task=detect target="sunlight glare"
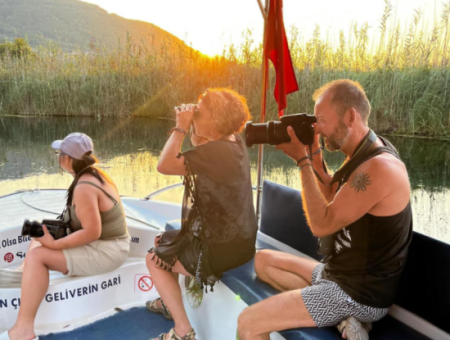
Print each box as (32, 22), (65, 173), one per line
(78, 0), (441, 56)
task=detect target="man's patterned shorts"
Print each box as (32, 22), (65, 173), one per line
(301, 263), (389, 327)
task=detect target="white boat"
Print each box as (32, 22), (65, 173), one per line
(1, 182), (449, 340)
(1, 1), (449, 338)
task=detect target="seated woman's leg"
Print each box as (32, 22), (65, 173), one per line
(254, 250), (319, 292)
(14, 239), (42, 272)
(8, 246), (68, 340)
(146, 253), (193, 340)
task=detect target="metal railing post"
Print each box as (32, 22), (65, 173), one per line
(255, 0), (269, 224)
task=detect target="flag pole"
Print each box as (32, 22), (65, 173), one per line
(255, 0), (269, 223)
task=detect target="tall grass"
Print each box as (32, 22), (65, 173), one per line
(1, 1), (450, 137)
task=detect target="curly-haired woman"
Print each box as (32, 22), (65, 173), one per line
(146, 88), (258, 340)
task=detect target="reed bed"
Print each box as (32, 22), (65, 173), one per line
(1, 1), (450, 137)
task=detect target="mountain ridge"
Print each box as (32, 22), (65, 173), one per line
(0, 0), (195, 54)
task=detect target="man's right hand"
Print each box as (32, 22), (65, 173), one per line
(276, 126), (309, 162)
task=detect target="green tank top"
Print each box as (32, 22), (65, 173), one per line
(63, 181), (128, 240)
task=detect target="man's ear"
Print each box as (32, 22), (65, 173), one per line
(347, 108), (357, 127)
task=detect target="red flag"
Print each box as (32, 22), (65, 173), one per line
(264, 0), (299, 116)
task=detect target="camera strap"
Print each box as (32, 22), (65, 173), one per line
(312, 129), (377, 187)
(330, 129), (377, 186)
(317, 130), (402, 261)
(57, 204), (72, 223)
(315, 129), (375, 261)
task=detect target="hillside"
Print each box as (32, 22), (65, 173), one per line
(0, 0), (193, 53)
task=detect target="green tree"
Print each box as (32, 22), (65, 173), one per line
(0, 38), (33, 58)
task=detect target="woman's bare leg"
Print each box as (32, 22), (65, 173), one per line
(146, 254), (193, 340)
(8, 246), (68, 340)
(14, 239), (42, 272)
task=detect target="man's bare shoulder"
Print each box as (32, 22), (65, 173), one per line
(350, 153), (410, 214)
(364, 152), (408, 180)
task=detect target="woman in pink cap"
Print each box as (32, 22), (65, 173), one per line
(2, 133), (130, 340)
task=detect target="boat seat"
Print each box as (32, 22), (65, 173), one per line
(165, 219), (181, 231)
(222, 239), (428, 340)
(222, 180), (436, 340)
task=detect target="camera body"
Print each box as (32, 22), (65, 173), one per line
(21, 219), (69, 240)
(244, 113), (317, 147)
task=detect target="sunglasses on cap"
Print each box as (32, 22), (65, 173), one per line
(54, 150), (66, 157)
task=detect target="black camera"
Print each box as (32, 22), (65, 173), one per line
(21, 219), (69, 240)
(244, 113), (317, 147)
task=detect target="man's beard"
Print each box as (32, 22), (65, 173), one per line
(323, 119), (348, 152)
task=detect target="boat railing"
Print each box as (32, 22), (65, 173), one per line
(0, 188), (162, 230)
(141, 182), (184, 201)
(0, 188), (66, 200)
(142, 184), (258, 201)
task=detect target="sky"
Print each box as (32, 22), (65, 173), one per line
(81, 0), (442, 57)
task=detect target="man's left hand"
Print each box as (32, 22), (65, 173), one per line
(276, 126), (308, 162)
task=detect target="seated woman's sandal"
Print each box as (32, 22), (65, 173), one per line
(153, 328), (196, 340)
(146, 298), (173, 320)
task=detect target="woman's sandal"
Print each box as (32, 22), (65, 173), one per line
(153, 328), (196, 340)
(146, 298), (173, 320)
(337, 316), (372, 340)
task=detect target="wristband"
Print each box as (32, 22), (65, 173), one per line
(168, 127), (187, 136)
(300, 163), (312, 171)
(296, 156), (311, 167)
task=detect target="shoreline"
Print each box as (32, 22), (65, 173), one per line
(2, 114), (448, 141)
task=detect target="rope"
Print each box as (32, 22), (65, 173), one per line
(9, 190), (160, 230)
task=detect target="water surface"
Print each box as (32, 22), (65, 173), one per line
(1, 116), (448, 244)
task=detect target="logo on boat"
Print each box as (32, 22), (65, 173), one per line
(0, 236), (31, 250)
(4, 253), (14, 263)
(135, 274), (154, 292)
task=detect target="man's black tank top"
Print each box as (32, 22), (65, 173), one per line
(321, 134), (413, 308)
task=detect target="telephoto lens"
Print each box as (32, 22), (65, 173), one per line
(21, 219), (45, 238)
(21, 219), (69, 239)
(245, 113), (317, 147)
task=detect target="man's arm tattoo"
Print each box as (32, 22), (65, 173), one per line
(350, 172), (372, 193)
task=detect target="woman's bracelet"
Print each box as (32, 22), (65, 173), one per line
(300, 163), (312, 171)
(168, 127), (187, 136)
(296, 156), (311, 167)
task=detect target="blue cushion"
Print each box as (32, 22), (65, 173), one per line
(222, 240), (429, 340)
(259, 180), (448, 337)
(222, 240), (342, 340)
(260, 181), (323, 261)
(221, 180), (432, 339)
(165, 219), (182, 231)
